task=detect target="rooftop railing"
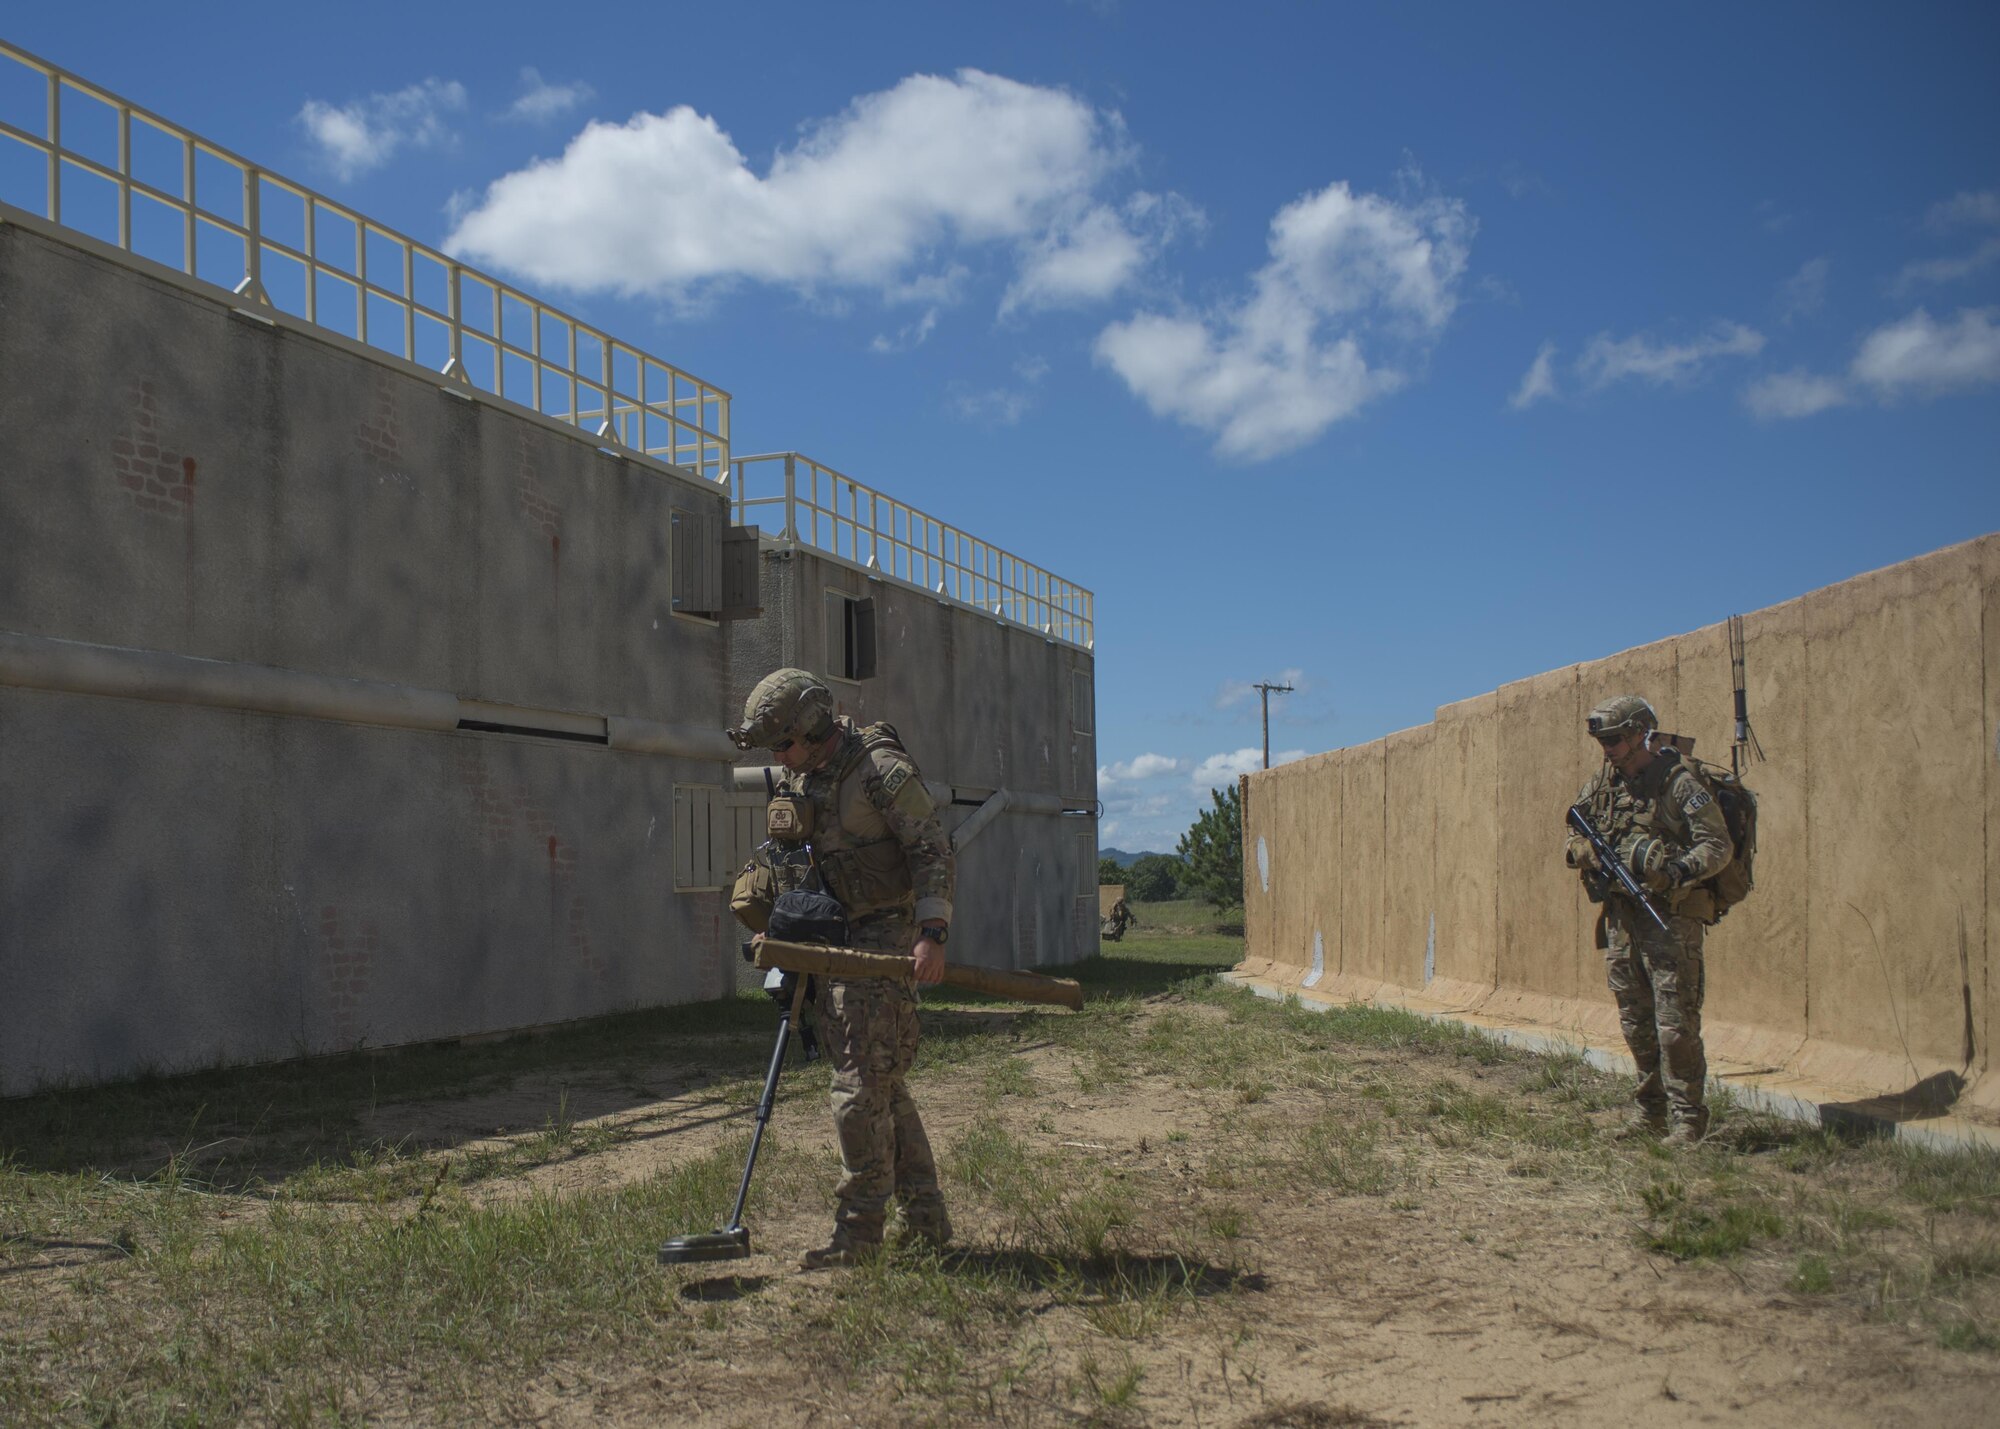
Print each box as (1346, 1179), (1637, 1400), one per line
(732, 452), (1094, 649)
(0, 40), (729, 479)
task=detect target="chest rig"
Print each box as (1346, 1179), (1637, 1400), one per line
(769, 722), (917, 917)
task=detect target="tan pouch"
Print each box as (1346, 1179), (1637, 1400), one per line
(730, 858), (777, 933)
(767, 793), (813, 844)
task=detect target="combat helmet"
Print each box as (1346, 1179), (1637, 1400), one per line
(1585, 695), (1658, 742)
(729, 667), (836, 751)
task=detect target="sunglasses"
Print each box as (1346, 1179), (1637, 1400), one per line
(772, 737), (797, 754)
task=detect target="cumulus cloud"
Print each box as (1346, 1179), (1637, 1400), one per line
(1852, 307), (2000, 396)
(447, 69), (1171, 314)
(1743, 307), (2000, 419)
(1509, 340), (1558, 409)
(1094, 177), (1473, 461)
(1001, 192), (1201, 317)
(297, 78), (467, 181)
(1777, 257), (1830, 323)
(1100, 753), (1186, 785)
(1576, 322), (1766, 389)
(1924, 190), (2000, 233)
(1743, 369), (1850, 420)
(1191, 747), (1308, 789)
(505, 68), (595, 124)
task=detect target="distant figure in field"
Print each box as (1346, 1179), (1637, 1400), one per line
(1102, 896), (1137, 942)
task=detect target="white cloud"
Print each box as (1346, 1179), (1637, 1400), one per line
(1851, 307), (2000, 397)
(1509, 340), (1558, 409)
(1191, 747), (1308, 789)
(506, 68), (595, 124)
(1001, 192), (1200, 317)
(1892, 239), (2000, 296)
(1777, 257), (1830, 323)
(447, 69), (1151, 309)
(297, 78), (467, 181)
(1924, 190), (2000, 233)
(1576, 322), (1765, 390)
(1094, 177), (1473, 461)
(1100, 753), (1185, 784)
(1744, 369), (1850, 420)
(1742, 306), (2000, 419)
(870, 307), (938, 353)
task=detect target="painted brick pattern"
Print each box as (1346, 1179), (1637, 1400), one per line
(321, 907), (379, 1047)
(516, 430), (563, 552)
(353, 372), (402, 468)
(110, 381), (196, 518)
(456, 745), (606, 982)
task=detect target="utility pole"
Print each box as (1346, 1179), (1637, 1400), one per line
(1252, 680), (1294, 769)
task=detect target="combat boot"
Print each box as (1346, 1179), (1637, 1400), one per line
(800, 1229), (880, 1271)
(1613, 1107), (1669, 1142)
(1663, 1110), (1710, 1148)
(894, 1200), (954, 1252)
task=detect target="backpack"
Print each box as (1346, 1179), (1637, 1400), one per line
(1685, 759), (1758, 920)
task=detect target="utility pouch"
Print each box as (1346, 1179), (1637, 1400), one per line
(818, 837), (913, 915)
(730, 857), (778, 933)
(767, 792), (813, 844)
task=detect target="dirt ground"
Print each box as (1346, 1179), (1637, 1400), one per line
(7, 971), (1999, 1427)
(391, 1009), (1996, 1424)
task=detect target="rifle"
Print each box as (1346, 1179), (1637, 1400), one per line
(753, 938), (1085, 1011)
(1565, 804), (1673, 934)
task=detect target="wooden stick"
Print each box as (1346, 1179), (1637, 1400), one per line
(754, 938), (1084, 1011)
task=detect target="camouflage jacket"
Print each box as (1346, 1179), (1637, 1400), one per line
(779, 718), (954, 927)
(1565, 750), (1734, 920)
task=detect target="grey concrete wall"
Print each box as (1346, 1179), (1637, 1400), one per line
(0, 220), (741, 1093)
(1240, 533), (2000, 1116)
(727, 546), (1099, 972)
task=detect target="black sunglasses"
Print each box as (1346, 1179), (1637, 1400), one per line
(772, 737), (797, 754)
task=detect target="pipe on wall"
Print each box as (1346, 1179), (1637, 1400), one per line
(0, 629), (735, 762)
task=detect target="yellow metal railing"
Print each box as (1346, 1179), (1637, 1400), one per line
(0, 40), (729, 478)
(732, 453), (1094, 648)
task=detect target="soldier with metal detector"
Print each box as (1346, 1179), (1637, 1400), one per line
(1564, 696), (1736, 1146)
(724, 668), (956, 1269)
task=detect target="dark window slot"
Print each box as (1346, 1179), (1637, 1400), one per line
(456, 719), (609, 745)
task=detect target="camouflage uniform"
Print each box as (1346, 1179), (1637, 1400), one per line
(781, 717), (954, 1249)
(728, 669), (955, 1258)
(1565, 699), (1734, 1140)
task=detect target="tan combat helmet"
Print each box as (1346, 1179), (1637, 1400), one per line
(729, 667), (836, 751)
(1585, 695), (1658, 742)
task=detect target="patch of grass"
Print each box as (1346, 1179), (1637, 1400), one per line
(982, 1057), (1036, 1102)
(1937, 1317), (2000, 1353)
(1077, 1348), (1144, 1407)
(1881, 1143), (2000, 1219)
(1640, 1177), (1783, 1260)
(1291, 1110), (1406, 1196)
(1792, 1254), (1834, 1294)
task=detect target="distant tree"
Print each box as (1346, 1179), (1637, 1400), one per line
(1098, 856), (1125, 886)
(1177, 783), (1244, 909)
(1124, 852), (1185, 902)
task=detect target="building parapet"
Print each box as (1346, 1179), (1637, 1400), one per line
(730, 451), (1094, 649)
(0, 39), (729, 480)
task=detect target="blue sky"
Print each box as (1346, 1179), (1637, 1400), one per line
(6, 3), (1998, 852)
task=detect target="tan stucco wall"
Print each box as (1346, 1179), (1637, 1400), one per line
(1239, 534), (2000, 1116)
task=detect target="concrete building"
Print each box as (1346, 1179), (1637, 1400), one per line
(0, 42), (1096, 1096)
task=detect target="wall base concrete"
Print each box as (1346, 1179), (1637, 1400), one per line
(1222, 972), (2000, 1156)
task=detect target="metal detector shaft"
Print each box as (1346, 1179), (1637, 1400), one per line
(721, 1004), (794, 1233)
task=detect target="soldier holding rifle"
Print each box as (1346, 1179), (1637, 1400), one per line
(1564, 696), (1735, 1146)
(728, 668), (955, 1268)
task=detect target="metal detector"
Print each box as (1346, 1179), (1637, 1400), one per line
(657, 968), (816, 1266)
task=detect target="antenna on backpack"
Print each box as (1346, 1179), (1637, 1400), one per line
(1728, 614), (1766, 777)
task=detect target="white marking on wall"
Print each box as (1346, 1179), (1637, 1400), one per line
(1424, 911), (1436, 984)
(1256, 835), (1270, 893)
(1303, 929), (1325, 988)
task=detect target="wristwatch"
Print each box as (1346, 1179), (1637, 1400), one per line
(920, 923), (949, 946)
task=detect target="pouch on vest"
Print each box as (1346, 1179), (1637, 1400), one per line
(729, 857), (778, 933)
(767, 792), (813, 844)
(818, 836), (916, 916)
(768, 888), (851, 946)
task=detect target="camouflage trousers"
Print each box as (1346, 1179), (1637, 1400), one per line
(1603, 903), (1709, 1133)
(815, 913), (945, 1244)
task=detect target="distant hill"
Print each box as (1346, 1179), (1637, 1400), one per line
(1100, 848), (1176, 868)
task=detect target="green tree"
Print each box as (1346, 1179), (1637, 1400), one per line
(1124, 852), (1185, 902)
(1177, 783), (1244, 909)
(1097, 856), (1125, 886)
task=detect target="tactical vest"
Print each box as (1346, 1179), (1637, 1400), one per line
(790, 722), (920, 918)
(1584, 751), (1748, 924)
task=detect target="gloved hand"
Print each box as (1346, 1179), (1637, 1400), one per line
(1567, 838), (1599, 873)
